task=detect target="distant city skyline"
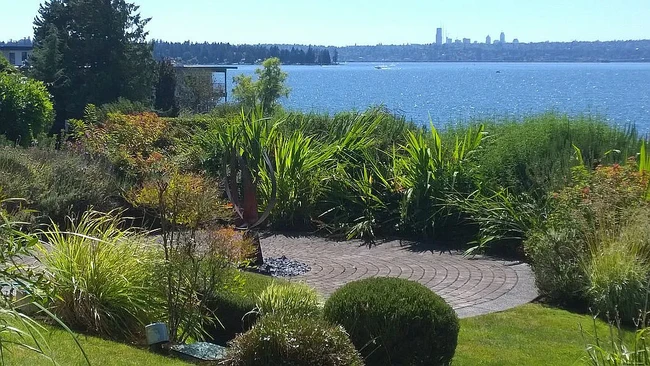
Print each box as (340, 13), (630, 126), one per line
(2, 0), (649, 46)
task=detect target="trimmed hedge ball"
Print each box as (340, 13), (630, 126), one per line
(323, 277), (459, 366)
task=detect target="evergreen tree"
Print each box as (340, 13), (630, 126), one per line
(318, 49), (332, 65)
(333, 49), (339, 64)
(33, 0), (156, 129)
(154, 59), (178, 116)
(305, 46), (316, 64)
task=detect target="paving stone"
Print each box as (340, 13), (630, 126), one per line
(261, 234), (538, 318)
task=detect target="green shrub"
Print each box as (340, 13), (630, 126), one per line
(0, 147), (123, 224)
(525, 226), (589, 307)
(323, 277), (459, 366)
(255, 282), (321, 319)
(205, 272), (278, 345)
(474, 113), (639, 195)
(0, 73), (54, 146)
(224, 315), (364, 366)
(526, 162), (650, 315)
(42, 210), (161, 340)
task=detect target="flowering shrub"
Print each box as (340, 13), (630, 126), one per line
(74, 112), (171, 178)
(526, 159), (650, 317)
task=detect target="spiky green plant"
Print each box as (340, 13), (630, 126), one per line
(0, 198), (89, 365)
(254, 282), (321, 319)
(41, 210), (162, 340)
(259, 131), (333, 228)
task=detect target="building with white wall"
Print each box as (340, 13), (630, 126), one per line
(0, 45), (33, 67)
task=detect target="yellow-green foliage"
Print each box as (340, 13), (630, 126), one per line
(255, 282), (321, 319)
(42, 210), (162, 340)
(527, 162), (650, 318)
(129, 171), (229, 228)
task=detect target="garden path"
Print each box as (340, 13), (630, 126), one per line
(261, 234), (538, 318)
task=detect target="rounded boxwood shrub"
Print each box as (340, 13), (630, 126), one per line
(323, 277), (459, 366)
(223, 315), (364, 366)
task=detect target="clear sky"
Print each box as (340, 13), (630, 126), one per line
(2, 0), (649, 46)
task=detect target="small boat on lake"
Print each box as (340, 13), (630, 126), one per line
(374, 65), (390, 69)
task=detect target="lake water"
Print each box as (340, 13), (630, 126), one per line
(225, 62), (650, 131)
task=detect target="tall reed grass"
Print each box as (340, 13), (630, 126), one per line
(42, 210), (161, 340)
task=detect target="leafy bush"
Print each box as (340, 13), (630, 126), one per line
(526, 161), (650, 315)
(129, 170), (230, 228)
(0, 73), (54, 145)
(42, 210), (161, 340)
(0, 147), (122, 224)
(74, 112), (172, 179)
(323, 277), (459, 366)
(255, 282), (321, 319)
(525, 226), (588, 306)
(224, 315), (363, 366)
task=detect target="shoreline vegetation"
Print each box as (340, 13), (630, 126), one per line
(1, 0), (649, 363)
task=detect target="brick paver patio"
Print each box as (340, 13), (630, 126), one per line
(261, 234), (538, 318)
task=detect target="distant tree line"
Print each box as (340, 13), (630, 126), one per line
(337, 40), (650, 63)
(153, 41), (336, 65)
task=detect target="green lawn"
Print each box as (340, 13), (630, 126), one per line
(3, 303), (633, 365)
(3, 322), (191, 366)
(454, 303), (634, 366)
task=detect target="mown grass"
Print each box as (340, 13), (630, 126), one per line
(3, 322), (191, 366)
(454, 303), (635, 366)
(4, 303), (632, 365)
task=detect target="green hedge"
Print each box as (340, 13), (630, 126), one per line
(324, 277), (459, 366)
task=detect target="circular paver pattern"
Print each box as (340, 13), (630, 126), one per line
(261, 234), (538, 318)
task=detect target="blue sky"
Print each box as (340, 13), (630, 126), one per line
(3, 0), (649, 46)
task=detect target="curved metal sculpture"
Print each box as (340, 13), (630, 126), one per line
(223, 148), (277, 266)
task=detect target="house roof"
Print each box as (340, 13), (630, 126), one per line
(173, 65), (238, 73)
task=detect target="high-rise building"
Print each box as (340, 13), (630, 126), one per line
(446, 37), (453, 44)
(500, 32), (506, 43)
(463, 38), (471, 45)
(486, 35), (491, 44)
(436, 28), (443, 45)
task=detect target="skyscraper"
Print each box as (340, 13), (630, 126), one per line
(436, 28), (443, 45)
(500, 32), (506, 43)
(486, 35), (491, 44)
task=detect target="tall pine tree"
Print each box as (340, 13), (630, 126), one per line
(33, 0), (156, 130)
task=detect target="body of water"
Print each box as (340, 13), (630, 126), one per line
(225, 62), (650, 130)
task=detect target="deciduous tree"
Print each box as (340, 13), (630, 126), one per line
(232, 57), (289, 113)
